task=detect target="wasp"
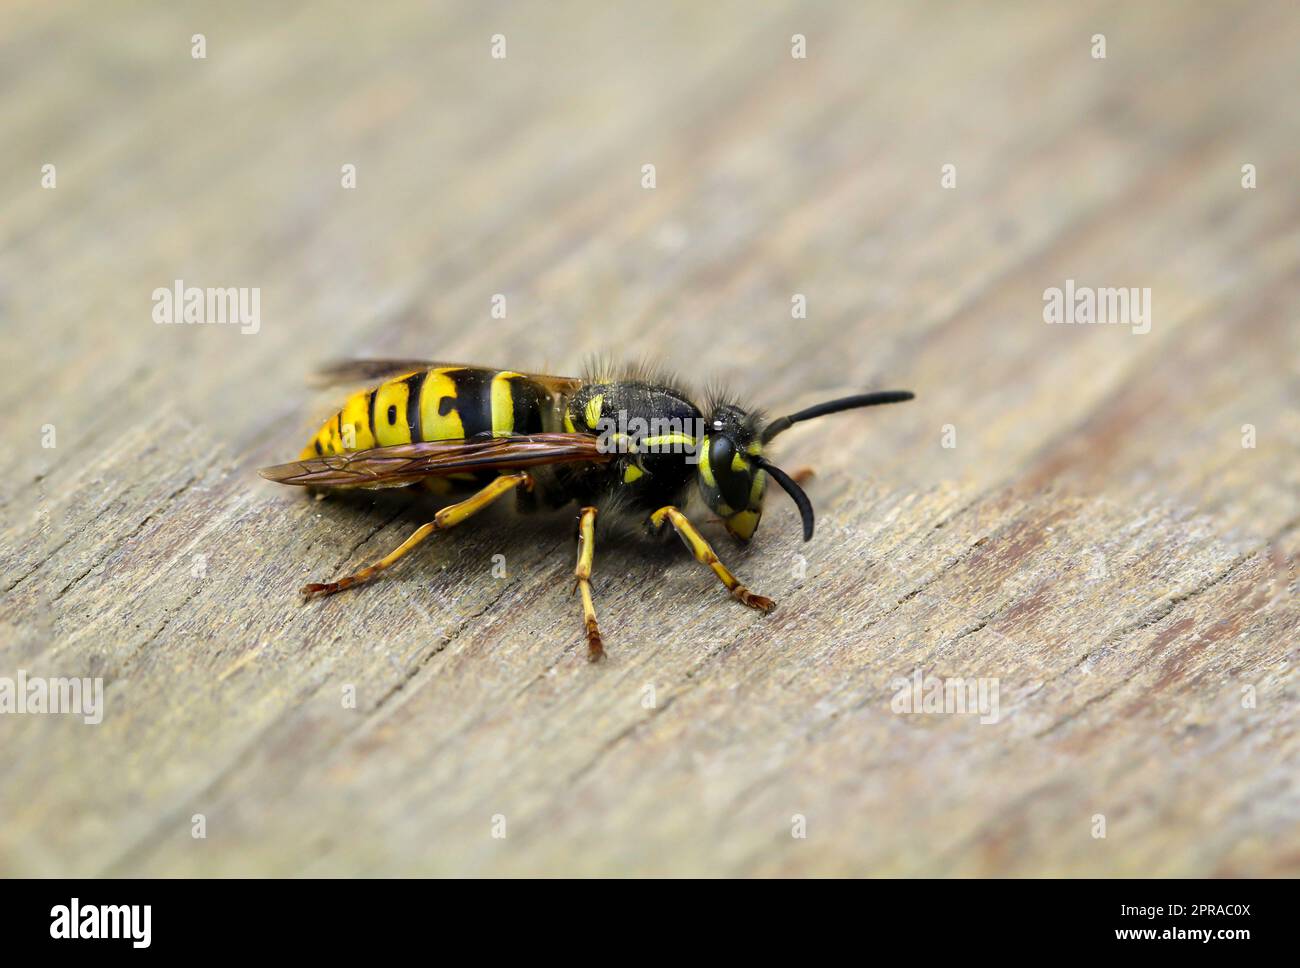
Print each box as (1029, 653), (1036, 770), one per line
(260, 359), (913, 661)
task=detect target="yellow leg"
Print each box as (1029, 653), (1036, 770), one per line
(302, 472), (532, 598)
(650, 506), (776, 613)
(573, 506), (604, 662)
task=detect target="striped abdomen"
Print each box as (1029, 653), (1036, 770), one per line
(300, 366), (557, 459)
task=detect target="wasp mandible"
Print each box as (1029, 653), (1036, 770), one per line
(260, 359), (914, 661)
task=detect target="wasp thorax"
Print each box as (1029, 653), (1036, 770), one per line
(563, 380), (706, 510)
(698, 405), (767, 542)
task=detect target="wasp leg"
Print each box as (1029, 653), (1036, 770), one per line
(573, 506), (605, 662)
(301, 472), (533, 599)
(649, 506), (776, 613)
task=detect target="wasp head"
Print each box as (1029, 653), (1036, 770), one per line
(697, 404), (772, 542)
(696, 388), (915, 544)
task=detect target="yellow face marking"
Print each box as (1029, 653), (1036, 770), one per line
(339, 390), (376, 452)
(584, 393), (604, 429)
(698, 441), (716, 487)
(730, 452), (748, 473)
(490, 371), (523, 437)
(746, 442), (763, 456)
(623, 464), (644, 484)
(726, 510), (760, 541)
(372, 378), (413, 446)
(418, 367), (465, 442)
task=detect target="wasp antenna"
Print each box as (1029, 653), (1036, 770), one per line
(754, 456), (815, 541)
(761, 390), (914, 443)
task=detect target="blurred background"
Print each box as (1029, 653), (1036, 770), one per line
(0, 1), (1296, 876)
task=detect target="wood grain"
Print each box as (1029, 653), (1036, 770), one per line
(1, 0), (1296, 876)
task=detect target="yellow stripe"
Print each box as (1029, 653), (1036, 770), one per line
(623, 464), (644, 483)
(642, 433), (696, 450)
(584, 393), (604, 428)
(491, 371), (523, 437)
(563, 412), (576, 433)
(699, 444), (716, 487)
(418, 367), (465, 442)
(339, 390), (376, 451)
(301, 424), (332, 459)
(327, 413), (343, 454)
(373, 378), (413, 446)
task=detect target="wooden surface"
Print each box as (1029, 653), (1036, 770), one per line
(1, 1), (1296, 876)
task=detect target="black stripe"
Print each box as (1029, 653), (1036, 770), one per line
(404, 370), (426, 441)
(366, 389), (378, 441)
(450, 368), (492, 438)
(511, 376), (544, 434)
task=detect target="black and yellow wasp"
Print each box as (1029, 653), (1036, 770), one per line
(260, 359), (913, 660)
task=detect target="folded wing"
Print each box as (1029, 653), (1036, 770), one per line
(259, 432), (610, 489)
